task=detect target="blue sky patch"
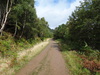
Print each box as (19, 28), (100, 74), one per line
(53, 0), (59, 3)
(67, 0), (76, 3)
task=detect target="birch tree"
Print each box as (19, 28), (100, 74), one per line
(0, 0), (13, 35)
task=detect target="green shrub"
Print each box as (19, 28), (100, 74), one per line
(0, 32), (43, 57)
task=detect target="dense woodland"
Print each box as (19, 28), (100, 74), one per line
(0, 0), (52, 39)
(0, 0), (100, 74)
(54, 0), (100, 74)
(54, 0), (100, 51)
(0, 0), (52, 56)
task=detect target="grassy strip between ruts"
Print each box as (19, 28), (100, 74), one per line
(0, 39), (50, 75)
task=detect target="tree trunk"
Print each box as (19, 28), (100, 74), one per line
(20, 20), (26, 38)
(20, 11), (26, 38)
(0, 0), (12, 35)
(13, 20), (17, 37)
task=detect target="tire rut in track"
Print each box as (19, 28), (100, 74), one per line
(16, 39), (69, 75)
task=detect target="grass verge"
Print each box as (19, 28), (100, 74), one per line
(59, 41), (100, 75)
(0, 32), (50, 75)
(62, 51), (90, 75)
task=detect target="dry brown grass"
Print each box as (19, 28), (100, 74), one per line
(0, 39), (50, 75)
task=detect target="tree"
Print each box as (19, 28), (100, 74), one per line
(0, 0), (13, 35)
(54, 0), (100, 50)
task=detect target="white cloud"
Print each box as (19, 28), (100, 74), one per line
(35, 0), (84, 29)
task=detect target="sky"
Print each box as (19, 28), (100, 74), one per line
(35, 0), (84, 29)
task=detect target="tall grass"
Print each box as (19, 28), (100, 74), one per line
(60, 41), (100, 75)
(62, 51), (90, 75)
(0, 32), (49, 75)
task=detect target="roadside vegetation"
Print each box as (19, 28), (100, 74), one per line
(54, 0), (100, 75)
(0, 36), (49, 75)
(0, 0), (100, 75)
(0, 0), (52, 74)
(60, 42), (100, 75)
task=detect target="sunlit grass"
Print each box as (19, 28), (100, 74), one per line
(0, 39), (50, 75)
(62, 51), (90, 75)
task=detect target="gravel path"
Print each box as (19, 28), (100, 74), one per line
(16, 39), (69, 75)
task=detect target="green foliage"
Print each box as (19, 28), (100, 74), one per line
(54, 1), (100, 74)
(0, 32), (16, 57)
(81, 45), (100, 61)
(0, 0), (52, 57)
(54, 0), (100, 51)
(62, 51), (90, 75)
(0, 0), (52, 40)
(58, 40), (71, 51)
(59, 40), (99, 74)
(0, 32), (40, 57)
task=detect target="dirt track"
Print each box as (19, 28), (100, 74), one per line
(16, 39), (69, 75)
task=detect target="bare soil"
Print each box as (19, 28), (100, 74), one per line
(16, 39), (69, 75)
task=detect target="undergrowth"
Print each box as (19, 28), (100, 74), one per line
(0, 32), (49, 75)
(59, 41), (100, 75)
(62, 51), (90, 75)
(0, 32), (41, 57)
